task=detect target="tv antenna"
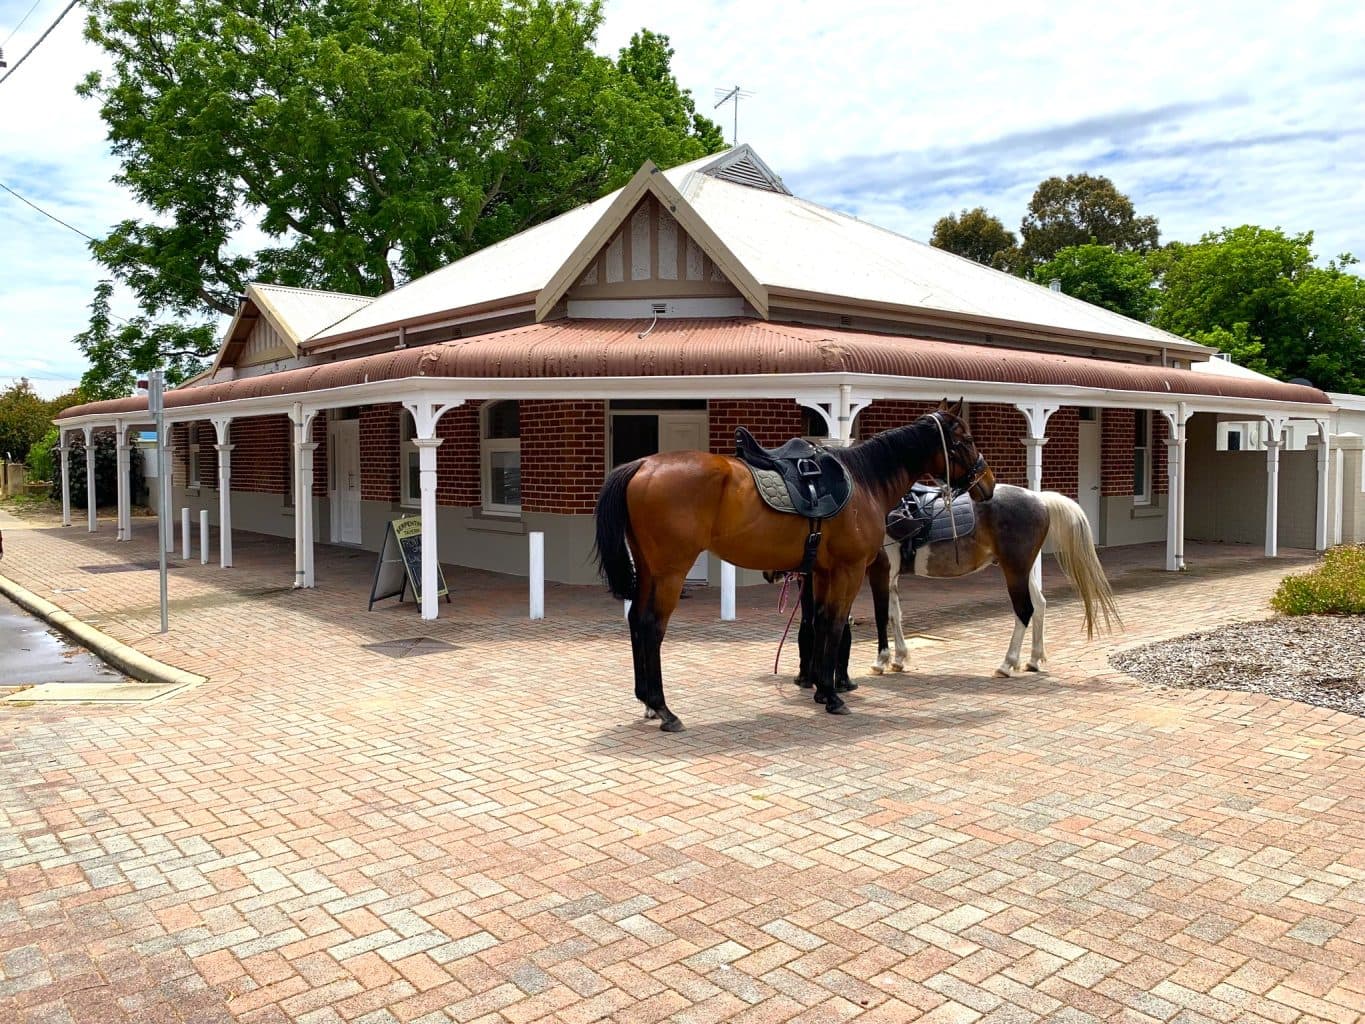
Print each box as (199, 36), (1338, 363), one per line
(713, 85), (754, 145)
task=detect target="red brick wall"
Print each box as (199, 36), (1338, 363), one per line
(172, 421), (219, 489)
(435, 404), (481, 507)
(708, 399), (805, 452)
(852, 400), (938, 441)
(360, 405), (399, 503)
(969, 403), (1028, 488)
(311, 415), (328, 498)
(521, 400), (606, 514)
(1042, 407), (1079, 498)
(229, 415), (291, 494)
(1153, 413), (1170, 496)
(1101, 408), (1136, 496)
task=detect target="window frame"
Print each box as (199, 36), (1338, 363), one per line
(399, 411), (421, 509)
(481, 401), (521, 516)
(1133, 410), (1152, 506)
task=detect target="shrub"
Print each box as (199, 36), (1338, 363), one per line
(1271, 545), (1365, 616)
(49, 432), (144, 508)
(26, 427), (59, 481)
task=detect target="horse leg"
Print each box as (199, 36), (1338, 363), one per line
(795, 576), (815, 688)
(811, 568), (862, 715)
(995, 561), (1035, 678)
(889, 573), (909, 672)
(835, 617), (855, 692)
(869, 549), (891, 675)
(629, 567), (688, 732)
(1025, 570), (1048, 673)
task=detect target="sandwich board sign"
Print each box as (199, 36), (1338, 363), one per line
(368, 516), (450, 610)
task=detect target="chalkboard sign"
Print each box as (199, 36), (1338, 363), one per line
(368, 516), (449, 610)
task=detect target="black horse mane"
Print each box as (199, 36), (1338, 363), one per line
(829, 416), (940, 489)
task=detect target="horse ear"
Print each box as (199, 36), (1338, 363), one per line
(950, 398), (965, 417)
(937, 397), (949, 412)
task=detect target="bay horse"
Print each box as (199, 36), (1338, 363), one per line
(593, 403), (995, 731)
(790, 484), (1119, 685)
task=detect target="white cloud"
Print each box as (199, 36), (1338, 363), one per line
(1, 0), (1362, 388)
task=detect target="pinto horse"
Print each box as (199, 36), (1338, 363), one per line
(593, 403), (995, 731)
(790, 484), (1120, 686)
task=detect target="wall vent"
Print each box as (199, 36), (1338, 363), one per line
(651, 302), (668, 316)
(838, 314), (853, 327)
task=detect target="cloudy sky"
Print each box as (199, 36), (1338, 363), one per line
(2, 0), (1363, 396)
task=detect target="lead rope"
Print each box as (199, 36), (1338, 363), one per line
(773, 572), (805, 674)
(933, 414), (960, 543)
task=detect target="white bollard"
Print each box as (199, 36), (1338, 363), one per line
(200, 510), (209, 566)
(181, 507), (191, 560)
(529, 531), (545, 620)
(720, 560), (736, 621)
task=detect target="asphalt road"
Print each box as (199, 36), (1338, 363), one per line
(0, 595), (124, 686)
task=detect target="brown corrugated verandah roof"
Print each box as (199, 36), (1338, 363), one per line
(58, 318), (1331, 420)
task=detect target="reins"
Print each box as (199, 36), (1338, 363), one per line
(772, 572), (805, 674)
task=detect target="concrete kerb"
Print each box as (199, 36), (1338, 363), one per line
(0, 571), (205, 703)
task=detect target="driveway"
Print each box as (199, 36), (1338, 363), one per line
(0, 507), (1361, 1024)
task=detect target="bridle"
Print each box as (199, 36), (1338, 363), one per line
(931, 412), (989, 503)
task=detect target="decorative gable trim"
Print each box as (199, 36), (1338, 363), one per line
(535, 161), (768, 321)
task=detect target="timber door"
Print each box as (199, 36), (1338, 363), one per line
(329, 419), (363, 545)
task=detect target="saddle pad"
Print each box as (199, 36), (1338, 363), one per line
(748, 466), (797, 514)
(924, 492), (976, 544)
(887, 488), (976, 546)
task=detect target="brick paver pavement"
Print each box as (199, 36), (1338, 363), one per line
(1, 507), (1362, 1024)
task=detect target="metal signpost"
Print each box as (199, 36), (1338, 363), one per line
(148, 370), (168, 633)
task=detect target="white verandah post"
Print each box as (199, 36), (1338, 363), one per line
(403, 398), (465, 621)
(213, 418), (233, 567)
(59, 430), (72, 526)
(290, 406), (319, 588)
(1162, 404), (1191, 571)
(1015, 403), (1058, 588)
(1264, 415), (1287, 557)
(83, 425), (97, 532)
(115, 421), (131, 541)
(1312, 418), (1331, 552)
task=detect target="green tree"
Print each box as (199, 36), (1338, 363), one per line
(1019, 173), (1159, 267)
(73, 282), (218, 399)
(0, 379), (55, 464)
(1032, 243), (1156, 322)
(78, 0), (723, 378)
(1151, 226), (1365, 392)
(929, 207), (1019, 271)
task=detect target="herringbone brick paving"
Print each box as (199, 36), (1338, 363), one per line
(1, 508), (1362, 1024)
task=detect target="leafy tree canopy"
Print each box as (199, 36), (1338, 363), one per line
(74, 281), (217, 399)
(1150, 226), (1364, 392)
(77, 0), (723, 384)
(929, 207), (1019, 272)
(1019, 173), (1159, 267)
(0, 379), (83, 465)
(1032, 243), (1155, 322)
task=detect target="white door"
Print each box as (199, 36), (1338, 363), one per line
(1077, 418), (1101, 536)
(658, 414), (710, 582)
(329, 419), (362, 545)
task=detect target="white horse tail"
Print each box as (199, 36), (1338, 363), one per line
(1036, 491), (1121, 639)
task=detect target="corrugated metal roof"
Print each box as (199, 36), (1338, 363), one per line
(58, 319), (1330, 421)
(305, 145), (1203, 353)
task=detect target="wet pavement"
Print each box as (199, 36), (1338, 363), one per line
(0, 594), (124, 686)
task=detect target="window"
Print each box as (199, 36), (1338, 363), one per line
(801, 406), (830, 439)
(188, 424), (202, 488)
(482, 401), (521, 513)
(400, 412), (420, 507)
(1226, 429), (1242, 452)
(1133, 410), (1151, 505)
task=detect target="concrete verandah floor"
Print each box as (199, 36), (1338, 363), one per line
(1, 506), (1362, 1024)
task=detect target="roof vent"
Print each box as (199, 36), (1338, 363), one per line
(1048, 278), (1062, 293)
(838, 315), (853, 327)
(651, 302), (668, 316)
(1212, 352), (1232, 362)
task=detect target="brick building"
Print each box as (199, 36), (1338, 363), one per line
(56, 147), (1338, 618)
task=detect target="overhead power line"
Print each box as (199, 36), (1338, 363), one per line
(0, 178), (95, 240)
(3, 0), (49, 48)
(0, 0), (79, 86)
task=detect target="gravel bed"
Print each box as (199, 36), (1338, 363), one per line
(1112, 615), (1365, 716)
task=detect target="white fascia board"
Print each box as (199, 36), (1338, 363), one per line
(53, 371), (1335, 432)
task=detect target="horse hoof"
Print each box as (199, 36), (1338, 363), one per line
(813, 692), (827, 705)
(642, 707), (658, 720)
(890, 664), (905, 673)
(795, 676), (814, 689)
(835, 680), (858, 693)
(660, 718), (685, 733)
(869, 666), (883, 676)
(826, 703), (852, 716)
(994, 666), (1013, 678)
(1026, 664), (1047, 675)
